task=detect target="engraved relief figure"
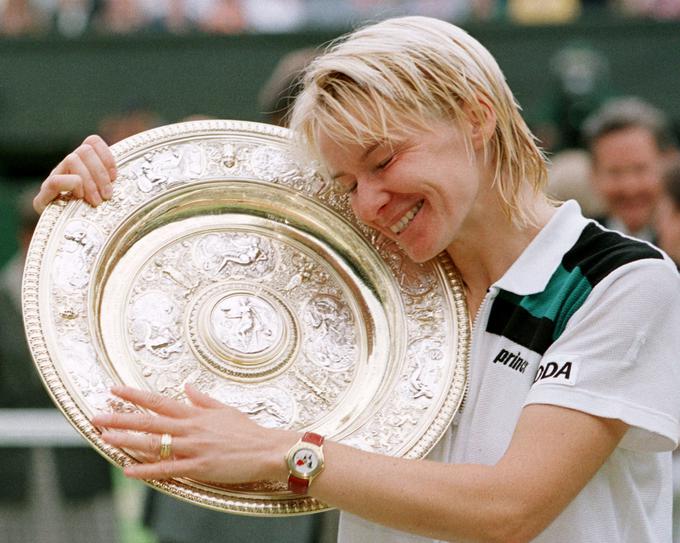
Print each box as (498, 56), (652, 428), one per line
(250, 145), (298, 182)
(193, 232), (274, 278)
(60, 334), (111, 406)
(211, 384), (295, 429)
(283, 261), (315, 292)
(53, 220), (103, 291)
(283, 254), (328, 292)
(155, 257), (201, 299)
(303, 295), (355, 372)
(222, 143), (237, 169)
(212, 295), (281, 355)
(129, 291), (183, 360)
(371, 234), (437, 297)
(405, 338), (444, 402)
(137, 144), (204, 193)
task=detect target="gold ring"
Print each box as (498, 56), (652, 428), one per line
(159, 433), (173, 460)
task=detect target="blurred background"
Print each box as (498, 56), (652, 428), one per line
(1, 1), (679, 542)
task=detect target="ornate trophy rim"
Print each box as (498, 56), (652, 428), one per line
(22, 119), (469, 516)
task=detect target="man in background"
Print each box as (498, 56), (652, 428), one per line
(582, 96), (677, 242)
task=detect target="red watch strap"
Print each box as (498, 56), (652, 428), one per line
(288, 475), (310, 495)
(287, 432), (324, 494)
(302, 432), (324, 446)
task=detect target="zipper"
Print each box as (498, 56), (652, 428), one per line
(457, 287), (495, 417)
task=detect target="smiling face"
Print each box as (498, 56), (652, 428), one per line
(319, 118), (486, 263)
(591, 126), (664, 234)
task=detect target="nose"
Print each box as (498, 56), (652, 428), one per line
(350, 176), (391, 225)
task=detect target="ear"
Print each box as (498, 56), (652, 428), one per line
(465, 97), (497, 150)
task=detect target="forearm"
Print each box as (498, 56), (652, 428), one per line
(307, 442), (527, 543)
(281, 405), (627, 543)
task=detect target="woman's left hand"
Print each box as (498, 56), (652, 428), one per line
(92, 384), (296, 483)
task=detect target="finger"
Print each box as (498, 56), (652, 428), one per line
(100, 430), (187, 458)
(60, 149), (103, 207)
(110, 385), (195, 418)
(185, 384), (225, 409)
(92, 412), (182, 436)
(33, 174), (83, 214)
(123, 457), (206, 481)
(75, 142), (114, 201)
(83, 134), (117, 179)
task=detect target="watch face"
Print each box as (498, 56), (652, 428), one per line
(291, 447), (319, 476)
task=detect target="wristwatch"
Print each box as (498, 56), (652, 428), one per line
(285, 432), (325, 494)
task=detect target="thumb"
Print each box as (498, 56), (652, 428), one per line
(185, 384), (224, 409)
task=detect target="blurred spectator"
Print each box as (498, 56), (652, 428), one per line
(656, 158), (680, 265)
(98, 101), (163, 145)
(546, 148), (607, 218)
(7, 0), (680, 37)
(617, 0), (680, 19)
(51, 0), (92, 37)
(144, 0), (196, 33)
(349, 0), (473, 21)
(0, 0), (48, 35)
(507, 0), (581, 23)
(258, 48), (317, 126)
(192, 0), (247, 34)
(583, 96), (677, 241)
(91, 0), (152, 34)
(242, 0), (305, 32)
(0, 184), (119, 542)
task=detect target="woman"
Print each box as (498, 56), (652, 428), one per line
(33, 16), (680, 543)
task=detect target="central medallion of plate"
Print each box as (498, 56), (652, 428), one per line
(210, 292), (285, 357)
(189, 281), (298, 378)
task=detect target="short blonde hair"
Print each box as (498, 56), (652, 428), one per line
(289, 16), (548, 226)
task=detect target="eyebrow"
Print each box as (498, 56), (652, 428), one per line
(329, 141), (381, 180)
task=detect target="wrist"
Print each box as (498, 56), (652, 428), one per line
(265, 429), (301, 482)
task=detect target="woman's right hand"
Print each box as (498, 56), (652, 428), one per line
(33, 134), (117, 214)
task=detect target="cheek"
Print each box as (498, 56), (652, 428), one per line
(669, 216), (680, 241)
(593, 174), (616, 197)
(659, 212), (680, 244)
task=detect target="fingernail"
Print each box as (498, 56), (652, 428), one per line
(103, 185), (113, 200)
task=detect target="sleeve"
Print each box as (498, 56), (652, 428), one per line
(524, 258), (680, 453)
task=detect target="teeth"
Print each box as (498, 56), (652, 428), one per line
(390, 201), (423, 235)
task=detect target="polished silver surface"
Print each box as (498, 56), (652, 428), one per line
(23, 120), (469, 516)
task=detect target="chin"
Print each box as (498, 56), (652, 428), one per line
(401, 244), (438, 264)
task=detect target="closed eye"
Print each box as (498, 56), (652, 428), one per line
(376, 155), (394, 171)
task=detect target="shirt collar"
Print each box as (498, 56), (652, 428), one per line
(493, 200), (588, 296)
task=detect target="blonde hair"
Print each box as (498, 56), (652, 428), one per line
(288, 16), (548, 226)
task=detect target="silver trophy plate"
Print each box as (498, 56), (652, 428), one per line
(23, 120), (469, 515)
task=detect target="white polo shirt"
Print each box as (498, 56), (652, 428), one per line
(339, 201), (680, 543)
